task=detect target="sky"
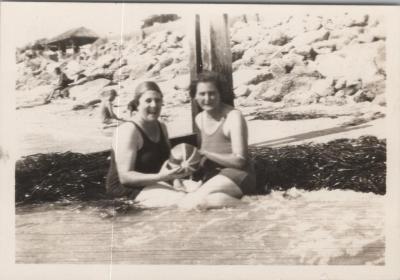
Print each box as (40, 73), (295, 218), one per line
(2, 2), (154, 47)
(2, 2), (387, 48)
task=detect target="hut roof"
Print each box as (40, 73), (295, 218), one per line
(47, 27), (99, 47)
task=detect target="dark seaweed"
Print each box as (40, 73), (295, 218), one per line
(15, 136), (386, 205)
(250, 136), (386, 195)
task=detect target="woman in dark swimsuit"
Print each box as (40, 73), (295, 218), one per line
(179, 72), (256, 209)
(106, 81), (188, 207)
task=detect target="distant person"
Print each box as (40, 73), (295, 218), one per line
(45, 67), (73, 102)
(100, 89), (124, 128)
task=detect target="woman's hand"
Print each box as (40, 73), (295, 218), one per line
(158, 161), (192, 181)
(198, 150), (209, 166)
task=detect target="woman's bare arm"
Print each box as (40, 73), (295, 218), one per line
(114, 123), (185, 187)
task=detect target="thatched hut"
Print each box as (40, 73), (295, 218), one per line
(46, 27), (99, 53)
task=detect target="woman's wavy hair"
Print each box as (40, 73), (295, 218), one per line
(127, 81), (162, 112)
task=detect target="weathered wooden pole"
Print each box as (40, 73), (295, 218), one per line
(188, 14), (234, 133)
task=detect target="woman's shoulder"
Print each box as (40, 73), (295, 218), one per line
(113, 121), (143, 148)
(224, 105), (244, 120)
(195, 111), (205, 127)
(158, 120), (169, 138)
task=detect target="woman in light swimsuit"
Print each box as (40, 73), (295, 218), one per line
(179, 71), (256, 209)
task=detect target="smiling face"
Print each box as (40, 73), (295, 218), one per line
(136, 90), (163, 122)
(195, 82), (221, 112)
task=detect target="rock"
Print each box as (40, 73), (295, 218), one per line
(253, 42), (280, 56)
(304, 16), (323, 32)
(291, 28), (330, 48)
(290, 64), (320, 78)
(283, 90), (319, 105)
(231, 25), (263, 44)
(353, 90), (375, 103)
(232, 60), (243, 72)
(314, 41), (385, 83)
(323, 95), (347, 105)
(312, 40), (337, 54)
(281, 53), (304, 69)
(233, 69), (273, 88)
(311, 79), (334, 97)
(355, 33), (376, 44)
(113, 65), (132, 82)
(334, 77), (347, 90)
(241, 48), (257, 64)
(64, 60), (84, 77)
(231, 44), (246, 62)
(334, 89), (346, 98)
(341, 79), (362, 96)
(173, 74), (191, 91)
(127, 55), (158, 80)
(374, 42), (386, 76)
(250, 81), (284, 102)
(253, 55), (270, 67)
(269, 29), (291, 46)
(329, 27), (360, 42)
(269, 58), (287, 77)
(363, 80), (386, 99)
(95, 54), (117, 69)
(291, 45), (318, 60)
(234, 85), (251, 97)
(345, 14), (369, 27)
(69, 78), (111, 102)
(161, 56), (174, 69)
(372, 94), (386, 106)
(369, 25), (386, 41)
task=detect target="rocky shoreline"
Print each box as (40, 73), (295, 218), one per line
(16, 12), (386, 118)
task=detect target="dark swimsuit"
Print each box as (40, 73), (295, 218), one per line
(197, 113), (256, 195)
(106, 121), (170, 199)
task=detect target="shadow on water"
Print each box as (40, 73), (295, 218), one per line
(253, 124), (371, 147)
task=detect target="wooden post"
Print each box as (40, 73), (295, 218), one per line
(188, 14), (234, 133)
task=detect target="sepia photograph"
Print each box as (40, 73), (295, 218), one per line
(0, 1), (399, 279)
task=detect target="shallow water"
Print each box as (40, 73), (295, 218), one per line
(16, 189), (384, 265)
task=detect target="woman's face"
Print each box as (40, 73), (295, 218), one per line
(195, 82), (221, 112)
(137, 90), (163, 122)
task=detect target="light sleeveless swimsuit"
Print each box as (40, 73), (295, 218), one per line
(197, 112), (256, 195)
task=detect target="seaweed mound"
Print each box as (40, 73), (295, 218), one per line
(15, 136), (386, 205)
(250, 136), (386, 195)
(16, 151), (110, 204)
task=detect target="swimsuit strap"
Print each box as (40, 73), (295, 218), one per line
(129, 120), (163, 143)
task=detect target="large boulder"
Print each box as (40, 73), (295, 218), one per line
(310, 78), (335, 97)
(269, 29), (292, 46)
(314, 41), (385, 83)
(282, 90), (319, 105)
(249, 81), (284, 102)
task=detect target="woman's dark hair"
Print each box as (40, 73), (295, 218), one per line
(128, 81), (162, 112)
(189, 71), (225, 99)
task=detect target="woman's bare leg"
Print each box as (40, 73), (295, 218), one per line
(178, 175), (243, 209)
(135, 183), (186, 208)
